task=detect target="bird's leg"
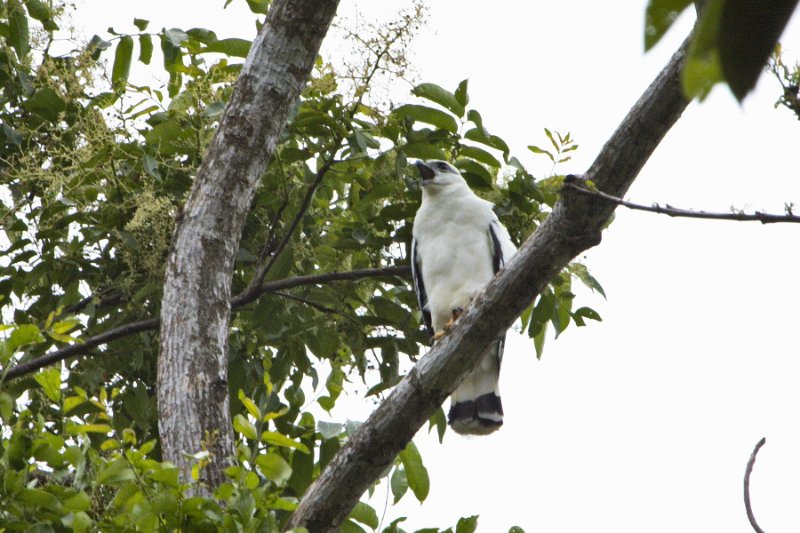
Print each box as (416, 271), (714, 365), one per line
(432, 307), (464, 342)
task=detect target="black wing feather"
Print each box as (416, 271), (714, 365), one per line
(411, 238), (434, 338)
(489, 219), (505, 274)
(489, 219), (506, 369)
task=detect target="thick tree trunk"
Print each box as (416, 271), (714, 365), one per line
(285, 35), (692, 533)
(157, 0), (339, 489)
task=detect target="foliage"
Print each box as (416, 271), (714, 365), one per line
(768, 45), (800, 120)
(0, 0), (600, 529)
(644, 0), (799, 100)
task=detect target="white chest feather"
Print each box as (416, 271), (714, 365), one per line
(412, 189), (497, 332)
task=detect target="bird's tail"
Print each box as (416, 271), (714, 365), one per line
(448, 337), (504, 435)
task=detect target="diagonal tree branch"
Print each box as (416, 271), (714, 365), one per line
(285, 33), (693, 533)
(563, 180), (800, 223)
(1, 266), (409, 382)
(744, 437), (767, 533)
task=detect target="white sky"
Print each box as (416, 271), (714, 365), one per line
(74, 1), (800, 531)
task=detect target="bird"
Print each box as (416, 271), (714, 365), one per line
(410, 159), (517, 435)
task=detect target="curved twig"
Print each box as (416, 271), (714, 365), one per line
(562, 180), (800, 224)
(744, 437), (767, 533)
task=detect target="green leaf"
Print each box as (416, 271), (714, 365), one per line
(63, 396), (86, 414)
(390, 466), (408, 503)
(455, 79), (469, 107)
(133, 18), (149, 31)
(464, 127), (510, 160)
(412, 83), (465, 117)
(455, 159), (493, 190)
(34, 367), (61, 402)
(0, 392), (12, 421)
(246, 0), (271, 14)
(164, 28), (189, 47)
(238, 389), (262, 420)
(348, 501), (379, 529)
(8, 0), (30, 58)
(456, 516), (479, 533)
(569, 263), (606, 298)
(393, 104), (459, 132)
(459, 145), (501, 168)
(8, 323), (44, 352)
(203, 38), (252, 58)
(428, 407), (447, 443)
(25, 0), (58, 31)
(400, 142), (447, 161)
(96, 458), (136, 485)
(22, 87), (66, 121)
(527, 145), (553, 161)
(260, 431), (311, 454)
(19, 488), (62, 512)
(63, 491), (91, 512)
(255, 453), (292, 485)
(717, 0), (799, 100)
(204, 101), (226, 118)
(143, 153), (161, 179)
(508, 527), (526, 533)
(533, 322), (547, 359)
(186, 27), (218, 44)
(682, 0), (724, 100)
(399, 440), (429, 502)
(573, 306), (602, 327)
(644, 0), (692, 50)
(233, 414), (257, 440)
(317, 421), (343, 440)
(139, 34), (153, 65)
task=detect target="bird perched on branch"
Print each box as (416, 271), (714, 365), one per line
(411, 159), (517, 435)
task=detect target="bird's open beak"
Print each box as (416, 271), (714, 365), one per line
(415, 161), (435, 182)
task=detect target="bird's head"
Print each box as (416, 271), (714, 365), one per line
(414, 160), (466, 191)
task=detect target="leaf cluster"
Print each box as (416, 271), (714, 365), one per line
(1, 1), (604, 528)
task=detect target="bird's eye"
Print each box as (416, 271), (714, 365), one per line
(437, 162), (449, 171)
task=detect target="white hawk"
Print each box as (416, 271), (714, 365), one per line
(411, 159), (517, 435)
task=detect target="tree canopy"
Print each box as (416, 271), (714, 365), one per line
(1, 0), (797, 531)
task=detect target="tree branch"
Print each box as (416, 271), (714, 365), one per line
(744, 437), (767, 533)
(0, 266), (409, 382)
(1, 317), (160, 383)
(563, 180), (800, 224)
(285, 32), (693, 533)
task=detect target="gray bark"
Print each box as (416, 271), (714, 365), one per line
(285, 35), (692, 533)
(157, 0), (339, 489)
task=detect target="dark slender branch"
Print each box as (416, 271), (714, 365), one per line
(248, 158), (335, 292)
(233, 265), (410, 307)
(744, 437), (767, 533)
(2, 317), (159, 382)
(1, 266), (410, 382)
(563, 180), (800, 224)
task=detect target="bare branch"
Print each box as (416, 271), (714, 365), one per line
(285, 34), (693, 533)
(1, 266), (409, 382)
(563, 180), (800, 224)
(744, 437), (767, 533)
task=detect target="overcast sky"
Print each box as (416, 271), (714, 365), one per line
(75, 2), (800, 531)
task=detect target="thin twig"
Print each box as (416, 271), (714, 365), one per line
(1, 266), (411, 381)
(245, 34), (397, 298)
(248, 157), (335, 291)
(2, 317), (159, 382)
(744, 437), (767, 533)
(563, 179), (800, 224)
